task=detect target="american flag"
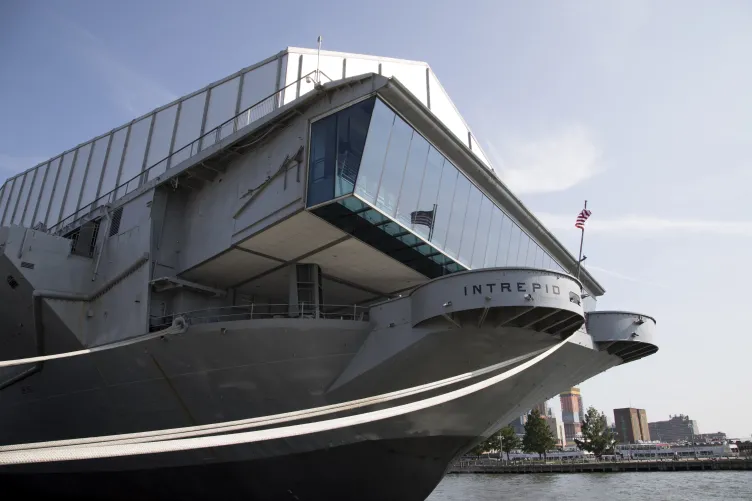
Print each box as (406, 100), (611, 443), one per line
(410, 209), (435, 228)
(575, 209), (592, 230)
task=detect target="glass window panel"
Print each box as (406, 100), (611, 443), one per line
(0, 183), (9, 224)
(429, 160), (458, 247)
(444, 174), (470, 258)
(355, 99), (395, 204)
(47, 151), (74, 226)
(516, 233), (530, 266)
(24, 163), (48, 227)
(117, 117), (151, 197)
(171, 92), (207, 166)
(62, 143), (92, 218)
(484, 207), (503, 268)
(505, 224), (521, 266)
(13, 171), (36, 225)
(10, 174), (31, 225)
(526, 240), (538, 267)
(496, 214), (513, 266)
(37, 157), (60, 227)
(99, 128), (127, 201)
(201, 77), (240, 150)
(145, 105), (178, 181)
(374, 116), (413, 217)
(2, 177), (20, 225)
(412, 146), (444, 240)
(79, 137), (109, 212)
(334, 98), (375, 197)
(394, 132), (430, 229)
(458, 185), (482, 265)
(471, 196), (493, 268)
(307, 113), (336, 206)
(535, 245), (545, 268)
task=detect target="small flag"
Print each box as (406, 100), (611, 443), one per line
(410, 209), (435, 228)
(575, 209), (591, 230)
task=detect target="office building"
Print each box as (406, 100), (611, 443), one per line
(649, 415), (700, 443)
(560, 387), (584, 445)
(613, 408), (650, 443)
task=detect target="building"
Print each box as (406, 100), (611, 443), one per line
(697, 432), (727, 443)
(613, 408), (650, 443)
(648, 415), (700, 443)
(560, 387), (584, 446)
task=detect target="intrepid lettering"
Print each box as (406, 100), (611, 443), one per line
(464, 282), (561, 296)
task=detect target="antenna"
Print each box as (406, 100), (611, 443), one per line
(316, 35), (323, 84)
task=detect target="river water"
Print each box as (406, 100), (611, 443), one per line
(427, 472), (752, 500)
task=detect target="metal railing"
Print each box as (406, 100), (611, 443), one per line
(51, 70), (333, 233)
(149, 303), (370, 331)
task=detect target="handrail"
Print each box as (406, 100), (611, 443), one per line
(149, 302), (370, 329)
(50, 70), (334, 233)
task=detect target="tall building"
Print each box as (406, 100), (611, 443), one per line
(613, 408), (650, 443)
(560, 387), (583, 446)
(649, 415), (700, 443)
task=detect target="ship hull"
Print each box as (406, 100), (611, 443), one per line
(0, 321), (617, 501)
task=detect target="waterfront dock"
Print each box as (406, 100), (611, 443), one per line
(450, 458), (752, 474)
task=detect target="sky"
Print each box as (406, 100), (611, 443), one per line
(1, 1), (751, 438)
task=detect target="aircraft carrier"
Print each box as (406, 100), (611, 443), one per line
(0, 47), (658, 500)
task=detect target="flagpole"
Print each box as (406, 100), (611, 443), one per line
(576, 200), (587, 280)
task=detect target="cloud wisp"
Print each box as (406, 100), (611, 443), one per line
(536, 213), (752, 237)
(486, 124), (603, 194)
(584, 264), (669, 290)
(50, 12), (176, 117)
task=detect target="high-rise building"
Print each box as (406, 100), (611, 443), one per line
(613, 408), (650, 443)
(648, 415), (700, 443)
(560, 387), (583, 446)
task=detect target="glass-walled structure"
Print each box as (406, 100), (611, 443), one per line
(308, 97), (568, 279)
(0, 47), (492, 236)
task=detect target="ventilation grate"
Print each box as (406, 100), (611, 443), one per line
(109, 207), (123, 236)
(20, 262), (35, 269)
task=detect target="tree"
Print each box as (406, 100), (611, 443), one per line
(469, 433), (498, 456)
(499, 426), (522, 461)
(575, 406), (616, 459)
(523, 409), (557, 460)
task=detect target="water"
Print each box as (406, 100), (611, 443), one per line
(427, 472), (752, 500)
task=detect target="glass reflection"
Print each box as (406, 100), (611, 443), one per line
(307, 98), (376, 207)
(444, 174), (470, 258)
(496, 214), (512, 266)
(412, 147), (443, 240)
(484, 208), (502, 268)
(458, 185), (482, 265)
(394, 132), (429, 229)
(355, 99), (394, 203)
(471, 197), (492, 268)
(430, 163), (457, 249)
(374, 116), (413, 217)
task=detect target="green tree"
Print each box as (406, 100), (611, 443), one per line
(499, 425), (522, 461)
(575, 406), (616, 458)
(523, 409), (557, 460)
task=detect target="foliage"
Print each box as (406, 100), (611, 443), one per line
(523, 409), (557, 459)
(575, 406), (616, 458)
(499, 425), (522, 461)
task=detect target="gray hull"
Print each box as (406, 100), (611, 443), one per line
(0, 318), (617, 500)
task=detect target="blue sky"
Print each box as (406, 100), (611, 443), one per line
(1, 0), (751, 437)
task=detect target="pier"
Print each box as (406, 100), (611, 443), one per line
(450, 458), (752, 474)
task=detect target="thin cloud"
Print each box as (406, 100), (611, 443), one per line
(585, 264), (669, 290)
(537, 213), (752, 237)
(49, 12), (176, 116)
(486, 124), (603, 194)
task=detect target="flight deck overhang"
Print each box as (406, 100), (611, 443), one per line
(586, 311), (658, 364)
